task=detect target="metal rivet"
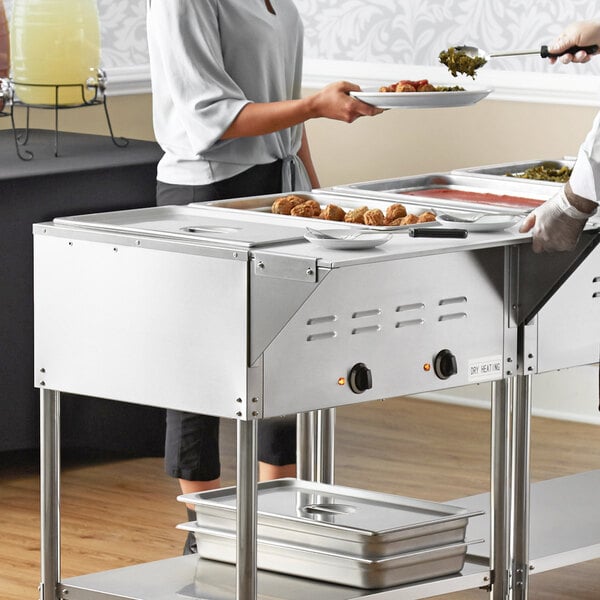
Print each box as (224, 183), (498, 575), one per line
(528, 353), (534, 359)
(306, 268), (314, 276)
(136, 240), (141, 246)
(257, 261), (265, 269)
(40, 381), (46, 386)
(507, 357), (512, 363)
(40, 368), (45, 373)
(528, 366), (533, 372)
(233, 252), (238, 258)
(236, 398), (242, 403)
(252, 411), (259, 417)
(68, 241), (73, 246)
(506, 371), (512, 376)
(236, 411), (242, 417)
(251, 397), (258, 403)
(113, 247), (118, 252)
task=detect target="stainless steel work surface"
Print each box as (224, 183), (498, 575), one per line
(61, 554), (490, 600)
(452, 158), (574, 185)
(54, 205), (308, 247)
(332, 173), (556, 214)
(452, 470), (600, 573)
(180, 479), (480, 558)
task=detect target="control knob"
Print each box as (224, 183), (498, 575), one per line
(348, 362), (372, 394)
(433, 349), (457, 380)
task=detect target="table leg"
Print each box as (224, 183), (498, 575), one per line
(491, 379), (513, 600)
(236, 419), (258, 600)
(40, 389), (61, 600)
(297, 411), (317, 481)
(316, 408), (336, 485)
(512, 374), (533, 599)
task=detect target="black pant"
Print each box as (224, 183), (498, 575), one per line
(159, 161), (296, 480)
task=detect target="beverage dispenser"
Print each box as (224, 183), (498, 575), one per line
(10, 0), (101, 106)
(0, 0), (9, 111)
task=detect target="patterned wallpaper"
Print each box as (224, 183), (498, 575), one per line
(3, 0), (600, 77)
(297, 0), (600, 76)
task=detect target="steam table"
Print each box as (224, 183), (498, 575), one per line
(33, 200), (600, 600)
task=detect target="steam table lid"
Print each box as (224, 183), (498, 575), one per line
(53, 205), (307, 248)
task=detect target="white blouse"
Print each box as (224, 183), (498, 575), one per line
(146, 0), (309, 190)
(570, 110), (600, 208)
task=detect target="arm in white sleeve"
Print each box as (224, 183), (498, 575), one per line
(147, 0), (250, 155)
(569, 110), (600, 207)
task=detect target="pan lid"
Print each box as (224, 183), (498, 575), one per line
(53, 205), (307, 248)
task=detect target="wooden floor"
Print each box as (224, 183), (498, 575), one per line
(2, 395), (600, 599)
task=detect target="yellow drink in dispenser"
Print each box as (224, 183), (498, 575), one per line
(10, 0), (101, 106)
(0, 0), (9, 111)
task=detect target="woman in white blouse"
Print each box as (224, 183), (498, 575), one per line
(146, 0), (382, 553)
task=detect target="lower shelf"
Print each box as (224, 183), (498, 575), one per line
(61, 554), (490, 600)
(453, 470), (600, 573)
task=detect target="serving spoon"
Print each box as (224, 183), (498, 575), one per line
(454, 43), (598, 62)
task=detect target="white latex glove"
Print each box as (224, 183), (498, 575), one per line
(519, 188), (595, 253)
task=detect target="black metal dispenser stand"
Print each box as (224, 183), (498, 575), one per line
(1, 69), (128, 160)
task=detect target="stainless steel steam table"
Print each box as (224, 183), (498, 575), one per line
(34, 199), (600, 600)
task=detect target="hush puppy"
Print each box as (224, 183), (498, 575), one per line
(321, 204), (346, 222)
(272, 194), (304, 215)
(384, 203), (407, 224)
(417, 211), (437, 223)
(344, 206), (369, 224)
(363, 208), (385, 226)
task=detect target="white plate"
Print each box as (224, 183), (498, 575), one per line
(436, 214), (522, 232)
(350, 87), (492, 109)
(304, 231), (392, 250)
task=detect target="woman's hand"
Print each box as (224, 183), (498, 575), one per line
(306, 81), (384, 123)
(548, 20), (600, 64)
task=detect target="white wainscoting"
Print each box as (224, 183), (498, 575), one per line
(415, 366), (600, 425)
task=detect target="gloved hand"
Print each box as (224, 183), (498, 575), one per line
(519, 188), (594, 253)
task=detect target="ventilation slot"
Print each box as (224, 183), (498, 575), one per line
(438, 313), (467, 322)
(351, 325), (380, 335)
(307, 315), (336, 326)
(396, 318), (424, 328)
(396, 302), (425, 312)
(352, 309), (381, 319)
(439, 296), (467, 306)
(307, 331), (336, 342)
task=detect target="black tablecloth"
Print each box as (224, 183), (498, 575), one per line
(0, 129), (167, 455)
